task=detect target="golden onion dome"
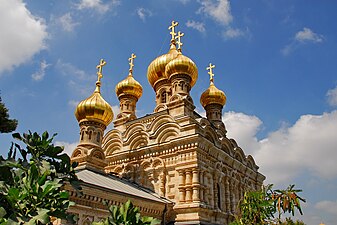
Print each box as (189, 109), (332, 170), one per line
(200, 82), (226, 108)
(147, 42), (179, 88)
(165, 52), (198, 87)
(115, 73), (143, 100)
(200, 63), (226, 108)
(75, 59), (113, 127)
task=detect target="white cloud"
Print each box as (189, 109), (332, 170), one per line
(197, 0), (248, 40)
(295, 27), (323, 43)
(56, 59), (89, 80)
(315, 200), (337, 215)
(327, 86), (337, 107)
(77, 0), (120, 14)
(223, 111), (262, 154)
(198, 0), (233, 26)
(55, 59), (94, 97)
(31, 60), (51, 81)
(0, 0), (47, 74)
(55, 141), (78, 156)
(136, 8), (152, 22)
(281, 27), (323, 56)
(56, 13), (80, 32)
(223, 27), (245, 39)
(186, 20), (206, 33)
(223, 110), (337, 184)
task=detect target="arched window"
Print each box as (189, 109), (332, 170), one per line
(96, 131), (101, 142)
(161, 91), (167, 103)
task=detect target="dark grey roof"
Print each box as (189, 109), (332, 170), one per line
(76, 169), (172, 204)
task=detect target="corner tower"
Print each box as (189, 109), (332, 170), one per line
(71, 59), (113, 171)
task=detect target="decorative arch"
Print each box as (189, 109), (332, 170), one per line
(90, 148), (105, 160)
(152, 122), (180, 143)
(148, 114), (175, 132)
(103, 130), (123, 155)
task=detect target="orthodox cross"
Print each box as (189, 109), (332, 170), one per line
(207, 63), (215, 82)
(169, 21), (179, 40)
(128, 53), (136, 72)
(96, 59), (107, 82)
(176, 31), (184, 50)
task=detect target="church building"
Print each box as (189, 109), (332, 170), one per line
(66, 21), (265, 225)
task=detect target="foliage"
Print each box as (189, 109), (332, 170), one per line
(92, 200), (160, 225)
(230, 184), (275, 225)
(0, 97), (18, 133)
(0, 131), (81, 224)
(230, 184), (306, 225)
(272, 184), (306, 220)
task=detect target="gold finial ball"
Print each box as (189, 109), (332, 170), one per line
(75, 92), (114, 127)
(200, 83), (227, 108)
(115, 75), (143, 100)
(165, 53), (198, 87)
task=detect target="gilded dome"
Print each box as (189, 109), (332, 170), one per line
(115, 73), (143, 100)
(200, 82), (226, 108)
(147, 43), (179, 88)
(165, 52), (198, 87)
(75, 83), (113, 127)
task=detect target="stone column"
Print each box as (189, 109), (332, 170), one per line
(178, 170), (186, 203)
(192, 168), (200, 202)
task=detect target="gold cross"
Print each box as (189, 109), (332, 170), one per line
(176, 31), (184, 50)
(168, 21), (179, 40)
(128, 53), (136, 72)
(206, 63), (215, 82)
(96, 59), (107, 82)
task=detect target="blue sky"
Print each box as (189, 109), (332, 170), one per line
(1, 0), (337, 224)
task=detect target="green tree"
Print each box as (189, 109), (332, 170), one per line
(0, 97), (18, 133)
(93, 200), (160, 225)
(230, 184), (275, 225)
(0, 131), (81, 224)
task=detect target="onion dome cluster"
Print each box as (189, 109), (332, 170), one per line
(147, 21), (198, 89)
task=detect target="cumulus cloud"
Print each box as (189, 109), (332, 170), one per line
(327, 85), (337, 107)
(77, 0), (120, 14)
(295, 27), (323, 43)
(223, 111), (262, 155)
(186, 20), (206, 33)
(197, 0), (246, 40)
(0, 0), (47, 74)
(56, 59), (89, 80)
(55, 141), (78, 156)
(281, 27), (323, 56)
(55, 13), (80, 32)
(136, 7), (153, 22)
(223, 110), (337, 184)
(31, 60), (51, 81)
(198, 0), (232, 26)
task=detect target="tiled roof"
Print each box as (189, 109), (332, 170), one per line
(76, 169), (172, 204)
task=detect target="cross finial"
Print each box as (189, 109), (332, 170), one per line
(176, 31), (184, 51)
(128, 53), (136, 73)
(96, 59), (107, 82)
(206, 63), (215, 83)
(169, 21), (179, 41)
